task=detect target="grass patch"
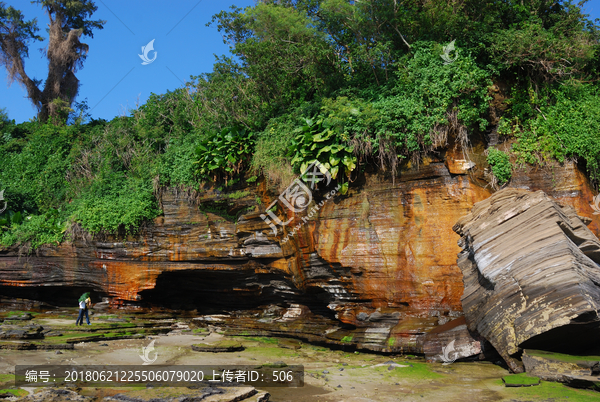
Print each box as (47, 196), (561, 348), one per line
(347, 362), (444, 382)
(192, 328), (208, 334)
(0, 389), (28, 397)
(244, 346), (296, 359)
(226, 190), (250, 199)
(0, 374), (15, 383)
(55, 322), (137, 331)
(341, 335), (353, 343)
(502, 373), (540, 386)
(241, 336), (278, 344)
(0, 311), (38, 318)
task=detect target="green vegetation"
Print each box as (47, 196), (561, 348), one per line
(340, 335), (353, 343)
(226, 190), (250, 200)
(487, 148), (512, 185)
(1, 0), (599, 249)
(240, 336), (279, 344)
(194, 127), (255, 183)
(502, 373), (540, 386)
(0, 388), (27, 397)
(494, 378), (600, 401)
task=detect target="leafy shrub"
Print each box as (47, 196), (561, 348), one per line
(372, 42), (492, 160)
(508, 84), (600, 184)
(289, 117), (357, 182)
(160, 133), (202, 188)
(487, 148), (512, 185)
(195, 127), (255, 183)
(0, 210), (67, 249)
(69, 174), (160, 235)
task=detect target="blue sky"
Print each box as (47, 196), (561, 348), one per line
(0, 0), (254, 123)
(1, 0), (599, 123)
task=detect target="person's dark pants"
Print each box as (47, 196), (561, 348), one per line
(76, 308), (90, 325)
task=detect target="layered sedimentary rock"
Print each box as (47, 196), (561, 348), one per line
(0, 153), (598, 352)
(454, 189), (600, 372)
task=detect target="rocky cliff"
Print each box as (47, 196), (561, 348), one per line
(1, 150), (598, 354)
(454, 188), (600, 372)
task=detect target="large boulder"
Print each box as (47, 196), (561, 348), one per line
(453, 189), (600, 372)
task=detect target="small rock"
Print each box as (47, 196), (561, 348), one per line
(342, 363), (348, 366)
(322, 370), (329, 374)
(55, 350), (62, 354)
(388, 365), (395, 371)
(337, 385), (342, 388)
(99, 343), (109, 346)
(339, 368), (344, 371)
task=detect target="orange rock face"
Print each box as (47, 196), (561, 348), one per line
(0, 157), (597, 353)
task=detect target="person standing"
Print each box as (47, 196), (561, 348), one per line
(76, 292), (91, 325)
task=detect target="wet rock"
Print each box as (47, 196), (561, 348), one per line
(0, 324), (43, 340)
(277, 338), (301, 350)
(4, 313), (32, 321)
(191, 340), (244, 353)
(16, 388), (90, 401)
(454, 189), (600, 372)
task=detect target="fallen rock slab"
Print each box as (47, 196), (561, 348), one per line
(191, 341), (244, 353)
(454, 189), (600, 372)
(0, 341), (74, 350)
(423, 317), (486, 363)
(0, 324), (43, 340)
(4, 313), (33, 321)
(522, 349), (600, 390)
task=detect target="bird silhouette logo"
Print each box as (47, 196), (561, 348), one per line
(139, 339), (158, 364)
(139, 39), (157, 65)
(441, 339), (458, 364)
(441, 40), (457, 65)
(591, 194), (600, 215)
(0, 190), (7, 214)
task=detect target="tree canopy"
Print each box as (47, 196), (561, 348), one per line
(0, 0), (105, 123)
(0, 0), (599, 249)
